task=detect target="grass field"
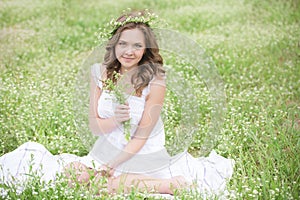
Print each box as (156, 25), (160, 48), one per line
(0, 0), (299, 199)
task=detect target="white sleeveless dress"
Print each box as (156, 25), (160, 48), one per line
(0, 63), (234, 198)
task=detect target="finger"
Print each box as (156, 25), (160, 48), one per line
(100, 170), (107, 176)
(115, 104), (130, 110)
(115, 112), (130, 118)
(115, 109), (130, 115)
(114, 109), (130, 117)
(108, 170), (114, 177)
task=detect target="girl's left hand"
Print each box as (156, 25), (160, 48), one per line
(98, 164), (115, 177)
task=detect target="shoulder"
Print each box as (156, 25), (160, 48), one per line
(91, 63), (107, 89)
(148, 76), (166, 91)
(91, 63), (107, 80)
(149, 75), (166, 88)
(144, 75), (166, 101)
(142, 75), (166, 98)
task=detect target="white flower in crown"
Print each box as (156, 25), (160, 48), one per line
(96, 9), (165, 44)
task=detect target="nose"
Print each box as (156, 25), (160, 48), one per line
(124, 46), (134, 55)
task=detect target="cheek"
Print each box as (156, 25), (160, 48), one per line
(136, 49), (145, 58)
(114, 47), (121, 58)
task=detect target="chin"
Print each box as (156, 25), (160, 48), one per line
(122, 64), (136, 69)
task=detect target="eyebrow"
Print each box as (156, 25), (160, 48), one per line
(118, 39), (144, 45)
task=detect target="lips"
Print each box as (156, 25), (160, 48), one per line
(122, 56), (134, 62)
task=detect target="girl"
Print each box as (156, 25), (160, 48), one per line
(87, 10), (170, 177)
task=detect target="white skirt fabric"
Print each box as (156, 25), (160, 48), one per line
(0, 142), (234, 198)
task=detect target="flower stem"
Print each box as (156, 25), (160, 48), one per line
(103, 72), (132, 141)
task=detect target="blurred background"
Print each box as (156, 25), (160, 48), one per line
(0, 0), (299, 199)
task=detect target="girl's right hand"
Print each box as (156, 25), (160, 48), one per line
(114, 103), (130, 124)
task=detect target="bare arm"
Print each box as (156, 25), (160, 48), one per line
(107, 79), (166, 169)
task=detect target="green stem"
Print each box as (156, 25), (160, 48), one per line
(123, 120), (131, 141)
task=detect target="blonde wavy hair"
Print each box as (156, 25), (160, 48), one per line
(103, 10), (165, 96)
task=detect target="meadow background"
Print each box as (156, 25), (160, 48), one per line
(0, 0), (299, 199)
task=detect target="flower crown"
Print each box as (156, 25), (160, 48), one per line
(96, 9), (163, 44)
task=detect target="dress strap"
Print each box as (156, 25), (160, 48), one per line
(91, 63), (103, 89)
(141, 76), (166, 99)
(141, 83), (151, 99)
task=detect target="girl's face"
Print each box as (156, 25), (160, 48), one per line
(115, 28), (146, 73)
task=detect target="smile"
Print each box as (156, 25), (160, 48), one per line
(122, 56), (134, 62)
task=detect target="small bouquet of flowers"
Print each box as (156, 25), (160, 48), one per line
(103, 72), (131, 141)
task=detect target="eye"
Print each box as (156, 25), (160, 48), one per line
(134, 43), (143, 49)
(118, 41), (126, 47)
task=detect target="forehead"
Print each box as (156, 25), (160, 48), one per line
(119, 28), (145, 44)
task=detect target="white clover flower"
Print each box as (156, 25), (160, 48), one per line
(96, 9), (165, 44)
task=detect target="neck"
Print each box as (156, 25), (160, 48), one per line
(120, 67), (137, 76)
